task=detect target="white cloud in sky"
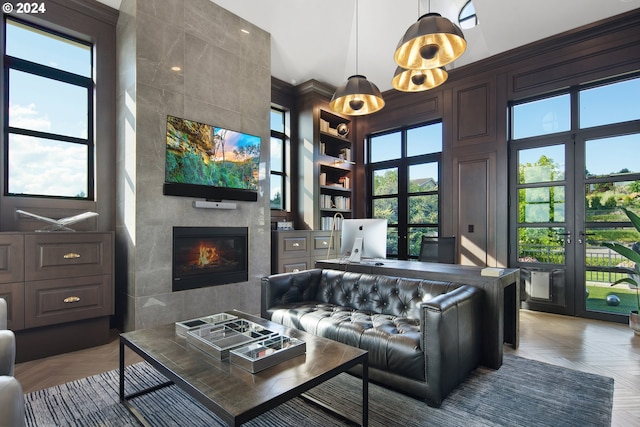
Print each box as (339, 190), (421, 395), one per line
(9, 102), (52, 132)
(8, 103), (87, 197)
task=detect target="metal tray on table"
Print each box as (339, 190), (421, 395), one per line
(230, 335), (306, 373)
(186, 319), (276, 359)
(175, 312), (238, 337)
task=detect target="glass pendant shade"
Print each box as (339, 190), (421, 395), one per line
(394, 13), (466, 70)
(330, 75), (385, 116)
(392, 66), (447, 92)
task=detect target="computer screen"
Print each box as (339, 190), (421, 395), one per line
(340, 218), (388, 262)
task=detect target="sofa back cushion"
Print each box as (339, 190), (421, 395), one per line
(316, 269), (459, 319)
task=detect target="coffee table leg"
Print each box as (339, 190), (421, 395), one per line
(119, 338), (125, 402)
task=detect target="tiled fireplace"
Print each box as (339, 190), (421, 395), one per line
(172, 227), (249, 292)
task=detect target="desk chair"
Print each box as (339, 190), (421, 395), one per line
(418, 236), (456, 264)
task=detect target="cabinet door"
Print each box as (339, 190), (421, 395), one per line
(25, 233), (113, 281)
(0, 234), (24, 283)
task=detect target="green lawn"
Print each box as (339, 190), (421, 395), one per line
(586, 284), (638, 314)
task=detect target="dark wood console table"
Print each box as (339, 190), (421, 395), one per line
(315, 259), (519, 369)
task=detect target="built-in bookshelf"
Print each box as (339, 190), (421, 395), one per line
(317, 109), (353, 230)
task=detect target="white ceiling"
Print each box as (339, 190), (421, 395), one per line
(98, 0), (640, 92)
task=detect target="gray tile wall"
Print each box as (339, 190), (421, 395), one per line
(115, 0), (271, 331)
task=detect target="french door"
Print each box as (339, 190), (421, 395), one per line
(509, 76), (640, 321)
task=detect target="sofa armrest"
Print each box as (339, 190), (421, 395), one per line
(421, 284), (484, 407)
(261, 269), (323, 319)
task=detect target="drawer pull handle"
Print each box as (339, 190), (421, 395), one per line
(292, 243), (300, 247)
(322, 241), (328, 245)
(64, 296), (81, 303)
(64, 253), (81, 259)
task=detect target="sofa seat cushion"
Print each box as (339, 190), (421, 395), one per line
(269, 303), (424, 381)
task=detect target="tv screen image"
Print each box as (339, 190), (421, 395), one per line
(340, 218), (388, 262)
(164, 115), (261, 202)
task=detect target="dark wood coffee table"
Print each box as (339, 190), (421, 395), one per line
(119, 310), (368, 426)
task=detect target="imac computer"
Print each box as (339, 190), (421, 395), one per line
(340, 218), (388, 263)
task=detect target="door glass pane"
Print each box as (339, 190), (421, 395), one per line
(270, 175), (283, 209)
(518, 145), (565, 183)
(409, 195), (439, 224)
(586, 181), (640, 222)
(585, 226), (640, 315)
(519, 186), (565, 223)
(409, 163), (438, 192)
(9, 70), (88, 138)
(580, 77), (640, 128)
(512, 94), (570, 139)
(373, 198), (398, 225)
(518, 227), (566, 264)
(270, 137), (282, 172)
(370, 132), (400, 162)
(585, 134), (640, 178)
(6, 19), (91, 77)
(8, 135), (88, 197)
(409, 226), (438, 257)
(373, 168), (398, 196)
(407, 123), (442, 157)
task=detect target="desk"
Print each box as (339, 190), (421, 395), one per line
(315, 259), (519, 369)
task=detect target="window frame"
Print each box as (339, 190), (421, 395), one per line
(3, 16), (95, 200)
(270, 106), (289, 211)
(366, 121), (443, 259)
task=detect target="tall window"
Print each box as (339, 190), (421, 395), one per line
(270, 107), (290, 210)
(367, 122), (442, 259)
(4, 17), (94, 199)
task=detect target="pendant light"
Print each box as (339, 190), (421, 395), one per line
(330, 0), (384, 116)
(394, 0), (466, 70)
(391, 66), (447, 92)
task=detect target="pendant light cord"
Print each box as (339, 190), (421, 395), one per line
(355, 0), (359, 75)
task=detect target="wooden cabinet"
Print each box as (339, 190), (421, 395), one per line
(298, 83), (354, 231)
(0, 231), (114, 361)
(271, 230), (338, 274)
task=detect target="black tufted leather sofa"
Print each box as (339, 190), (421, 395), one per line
(261, 268), (484, 407)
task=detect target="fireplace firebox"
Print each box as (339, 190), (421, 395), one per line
(172, 227), (248, 292)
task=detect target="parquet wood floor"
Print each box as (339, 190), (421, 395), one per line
(14, 310), (640, 426)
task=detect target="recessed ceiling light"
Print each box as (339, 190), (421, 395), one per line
(241, 29), (250, 34)
(171, 66), (181, 71)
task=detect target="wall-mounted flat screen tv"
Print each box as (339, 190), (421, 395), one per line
(163, 115), (261, 202)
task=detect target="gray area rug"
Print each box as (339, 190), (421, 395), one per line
(24, 354), (613, 426)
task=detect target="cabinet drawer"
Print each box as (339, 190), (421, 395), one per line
(0, 234), (24, 283)
(311, 234), (336, 258)
(281, 260), (309, 273)
(279, 232), (310, 259)
(25, 233), (113, 281)
(24, 275), (113, 328)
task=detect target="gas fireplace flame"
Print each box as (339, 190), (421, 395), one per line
(196, 243), (219, 267)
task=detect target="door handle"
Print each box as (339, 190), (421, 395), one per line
(578, 231), (595, 244)
(558, 231), (571, 245)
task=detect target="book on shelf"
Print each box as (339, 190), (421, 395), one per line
(338, 176), (350, 189)
(320, 142), (326, 155)
(339, 148), (351, 161)
(319, 172), (327, 186)
(320, 119), (330, 133)
(321, 215), (343, 231)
